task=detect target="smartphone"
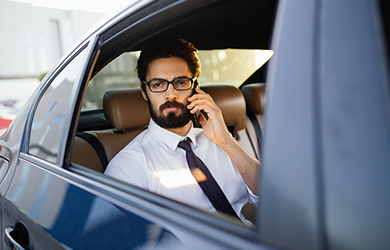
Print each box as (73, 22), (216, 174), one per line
(191, 79), (208, 127)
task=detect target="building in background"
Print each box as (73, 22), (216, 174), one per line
(0, 0), (106, 129)
(0, 0), (106, 79)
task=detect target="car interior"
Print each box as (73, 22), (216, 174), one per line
(71, 82), (265, 172)
(69, 0), (276, 225)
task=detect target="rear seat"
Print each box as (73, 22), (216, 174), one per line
(71, 84), (259, 172)
(241, 83), (265, 159)
(71, 88), (150, 172)
(101, 88), (150, 161)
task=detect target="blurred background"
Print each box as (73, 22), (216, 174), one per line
(0, 0), (273, 130)
(0, 0), (133, 129)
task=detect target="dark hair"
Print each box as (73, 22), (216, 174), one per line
(137, 37), (201, 92)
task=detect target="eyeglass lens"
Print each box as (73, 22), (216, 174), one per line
(149, 78), (193, 92)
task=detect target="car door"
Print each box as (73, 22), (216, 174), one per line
(1, 1), (274, 249)
(1, 31), (184, 249)
(1, 38), (95, 249)
(260, 0), (390, 249)
(1, 27), (185, 248)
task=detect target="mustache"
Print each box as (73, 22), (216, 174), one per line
(159, 100), (187, 112)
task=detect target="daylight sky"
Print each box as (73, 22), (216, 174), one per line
(9, 0), (134, 13)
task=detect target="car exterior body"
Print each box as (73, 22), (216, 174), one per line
(0, 0), (389, 249)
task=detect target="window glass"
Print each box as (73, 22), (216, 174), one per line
(0, 157), (9, 185)
(29, 47), (88, 162)
(82, 49), (272, 111)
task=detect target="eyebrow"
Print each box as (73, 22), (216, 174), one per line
(148, 76), (191, 81)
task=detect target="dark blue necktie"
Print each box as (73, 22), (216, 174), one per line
(178, 138), (239, 218)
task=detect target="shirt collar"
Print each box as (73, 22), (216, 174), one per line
(149, 119), (197, 150)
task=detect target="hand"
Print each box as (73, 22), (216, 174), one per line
(187, 87), (232, 147)
(188, 88), (260, 193)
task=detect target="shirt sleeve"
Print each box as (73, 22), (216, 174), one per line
(246, 185), (259, 205)
(104, 145), (149, 190)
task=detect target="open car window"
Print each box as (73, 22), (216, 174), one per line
(82, 49), (272, 111)
(69, 0), (275, 237)
(71, 47), (269, 227)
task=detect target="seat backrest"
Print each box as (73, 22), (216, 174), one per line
(103, 88), (150, 132)
(99, 88), (150, 161)
(202, 84), (246, 131)
(71, 135), (105, 172)
(241, 83), (265, 119)
(241, 83), (266, 159)
(71, 88), (149, 172)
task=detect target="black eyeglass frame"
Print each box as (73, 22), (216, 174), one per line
(142, 77), (197, 93)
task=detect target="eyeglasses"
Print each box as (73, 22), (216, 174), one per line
(143, 77), (197, 93)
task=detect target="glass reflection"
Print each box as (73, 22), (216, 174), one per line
(29, 47), (88, 163)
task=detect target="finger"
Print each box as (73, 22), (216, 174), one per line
(188, 87), (209, 102)
(188, 92), (215, 107)
(187, 97), (212, 110)
(188, 103), (208, 114)
(189, 105), (211, 116)
(190, 106), (217, 122)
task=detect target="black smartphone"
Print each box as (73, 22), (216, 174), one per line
(191, 79), (208, 127)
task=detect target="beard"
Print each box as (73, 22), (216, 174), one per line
(148, 99), (193, 129)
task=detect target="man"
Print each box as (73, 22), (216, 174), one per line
(105, 37), (260, 222)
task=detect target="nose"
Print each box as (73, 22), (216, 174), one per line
(164, 83), (178, 100)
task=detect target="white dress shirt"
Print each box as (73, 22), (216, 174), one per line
(105, 119), (258, 222)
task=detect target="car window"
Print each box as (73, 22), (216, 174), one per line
(82, 49), (272, 111)
(71, 47), (269, 226)
(69, 0), (275, 235)
(29, 47), (89, 163)
(0, 157), (9, 186)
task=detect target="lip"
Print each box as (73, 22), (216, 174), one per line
(164, 107), (178, 112)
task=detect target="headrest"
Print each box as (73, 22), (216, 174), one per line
(103, 84), (246, 131)
(241, 83), (265, 115)
(103, 88), (150, 131)
(202, 84), (246, 131)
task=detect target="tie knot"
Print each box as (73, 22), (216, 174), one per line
(178, 138), (192, 152)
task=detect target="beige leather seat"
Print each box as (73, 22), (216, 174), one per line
(100, 88), (150, 161)
(241, 83), (265, 159)
(71, 88), (149, 172)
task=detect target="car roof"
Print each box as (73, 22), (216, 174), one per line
(89, 0), (276, 76)
(131, 0), (276, 51)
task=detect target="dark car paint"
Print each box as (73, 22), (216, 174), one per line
(4, 159), (179, 249)
(259, 0), (390, 249)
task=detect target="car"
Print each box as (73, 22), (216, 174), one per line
(0, 99), (27, 132)
(0, 114), (14, 132)
(0, 0), (390, 249)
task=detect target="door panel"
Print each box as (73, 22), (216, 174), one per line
(3, 159), (180, 249)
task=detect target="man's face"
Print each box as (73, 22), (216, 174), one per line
(142, 57), (194, 129)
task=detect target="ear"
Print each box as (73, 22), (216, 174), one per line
(141, 89), (149, 101)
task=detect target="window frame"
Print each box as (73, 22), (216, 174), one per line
(62, 0), (266, 246)
(23, 36), (99, 166)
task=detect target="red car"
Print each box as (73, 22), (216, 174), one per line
(0, 114), (15, 131)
